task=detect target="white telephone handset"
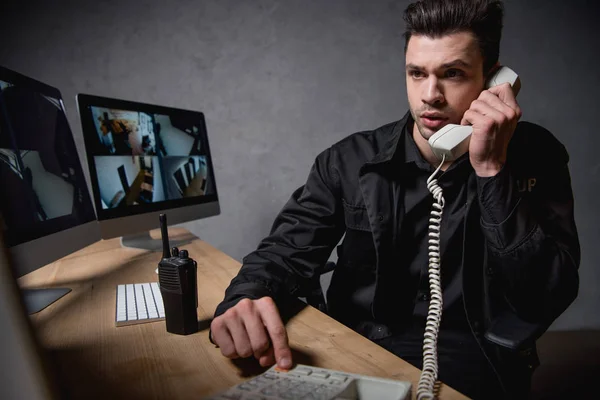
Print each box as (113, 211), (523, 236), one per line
(417, 68), (521, 399)
(427, 66), (521, 161)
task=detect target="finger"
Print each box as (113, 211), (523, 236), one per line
(487, 83), (520, 113)
(478, 90), (519, 122)
(234, 299), (271, 359)
(469, 99), (507, 128)
(258, 346), (276, 367)
(256, 298), (292, 369)
(462, 109), (495, 137)
(226, 312), (254, 359)
(211, 318), (238, 359)
(241, 311), (271, 360)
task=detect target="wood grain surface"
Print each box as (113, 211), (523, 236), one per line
(18, 228), (468, 399)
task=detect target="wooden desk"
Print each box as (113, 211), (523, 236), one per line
(19, 229), (468, 400)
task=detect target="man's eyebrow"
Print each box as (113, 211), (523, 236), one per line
(406, 59), (472, 70)
(441, 59), (471, 69)
(406, 63), (424, 70)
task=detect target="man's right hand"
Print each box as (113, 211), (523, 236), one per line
(210, 297), (292, 369)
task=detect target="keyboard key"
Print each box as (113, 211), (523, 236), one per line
(142, 283), (159, 319)
(116, 285), (127, 322)
(330, 374), (349, 383)
(134, 284), (148, 319)
(150, 282), (165, 318)
(315, 385), (328, 393)
(126, 284), (137, 320)
(310, 371), (330, 380)
(295, 367), (312, 376)
(259, 388), (278, 396)
(237, 383), (256, 391)
(252, 376), (273, 386)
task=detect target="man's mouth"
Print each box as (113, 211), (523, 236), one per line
(421, 115), (448, 129)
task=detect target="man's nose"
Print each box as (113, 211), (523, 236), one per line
(422, 77), (444, 105)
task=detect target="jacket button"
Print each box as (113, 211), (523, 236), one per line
(486, 266), (494, 276)
(378, 215), (384, 221)
(419, 292), (429, 301)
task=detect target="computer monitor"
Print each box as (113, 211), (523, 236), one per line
(0, 230), (58, 400)
(0, 65), (101, 314)
(76, 94), (220, 250)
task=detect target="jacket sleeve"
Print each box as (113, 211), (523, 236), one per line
(476, 143), (580, 326)
(213, 147), (346, 318)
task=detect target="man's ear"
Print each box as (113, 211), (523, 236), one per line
(485, 62), (501, 81)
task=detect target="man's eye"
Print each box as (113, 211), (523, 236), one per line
(445, 69), (464, 78)
(410, 71), (425, 78)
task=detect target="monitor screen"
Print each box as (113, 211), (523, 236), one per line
(76, 94), (219, 225)
(0, 67), (97, 249)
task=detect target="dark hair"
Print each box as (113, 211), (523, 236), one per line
(403, 0), (504, 75)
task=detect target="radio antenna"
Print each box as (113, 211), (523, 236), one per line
(159, 214), (171, 259)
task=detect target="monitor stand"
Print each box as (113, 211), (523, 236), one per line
(22, 288), (72, 315)
(120, 231), (194, 252)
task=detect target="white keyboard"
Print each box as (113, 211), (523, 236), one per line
(115, 283), (165, 327)
(206, 364), (411, 400)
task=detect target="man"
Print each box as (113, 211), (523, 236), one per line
(210, 0), (580, 398)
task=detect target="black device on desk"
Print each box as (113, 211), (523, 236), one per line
(158, 213), (198, 335)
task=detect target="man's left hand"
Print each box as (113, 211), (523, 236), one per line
(461, 82), (522, 177)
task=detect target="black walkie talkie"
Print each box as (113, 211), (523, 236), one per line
(158, 214), (198, 335)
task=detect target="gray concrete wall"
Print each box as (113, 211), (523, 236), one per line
(1, 0), (598, 331)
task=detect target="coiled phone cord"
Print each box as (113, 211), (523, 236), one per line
(417, 155), (446, 400)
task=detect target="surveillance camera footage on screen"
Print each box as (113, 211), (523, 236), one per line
(79, 102), (217, 218)
(0, 80), (96, 247)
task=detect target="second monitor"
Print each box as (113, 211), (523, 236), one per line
(77, 94), (220, 249)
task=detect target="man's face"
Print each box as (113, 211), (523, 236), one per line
(406, 31), (487, 140)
